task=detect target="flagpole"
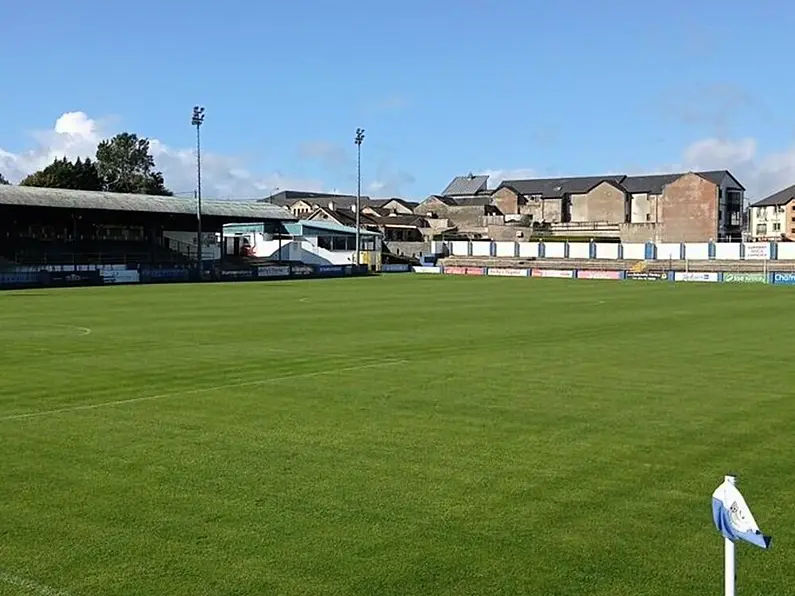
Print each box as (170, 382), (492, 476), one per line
(725, 474), (737, 596)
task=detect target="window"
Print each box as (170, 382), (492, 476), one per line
(756, 224), (767, 235)
(774, 223), (781, 232)
(646, 213), (652, 222)
(318, 236), (332, 250)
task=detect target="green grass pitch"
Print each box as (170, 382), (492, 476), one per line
(1, 276), (792, 596)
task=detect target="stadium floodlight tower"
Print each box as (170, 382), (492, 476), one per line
(354, 127), (365, 266)
(192, 105), (206, 280)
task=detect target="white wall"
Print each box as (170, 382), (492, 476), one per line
(568, 243), (590, 258)
(684, 243), (709, 260)
(622, 243), (646, 259)
(451, 241), (470, 256)
(495, 242), (517, 257)
(471, 241), (492, 256)
(714, 243), (741, 260)
(518, 242), (540, 258)
(778, 244), (795, 260)
(545, 242), (566, 258)
(595, 243), (619, 259)
(657, 243), (681, 260)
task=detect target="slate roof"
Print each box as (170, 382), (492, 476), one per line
(752, 184), (795, 207)
(500, 170), (743, 197)
(501, 175), (627, 198)
(442, 174), (489, 196)
(0, 184), (295, 220)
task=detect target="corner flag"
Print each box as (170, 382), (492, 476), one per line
(712, 476), (771, 549)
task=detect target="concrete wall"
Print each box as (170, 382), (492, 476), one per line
(568, 242), (591, 258)
(595, 243), (620, 259)
(545, 242), (566, 258)
(715, 243), (741, 260)
(622, 243), (646, 259)
(620, 222), (664, 243)
(491, 186), (523, 215)
(658, 173), (718, 242)
(657, 243), (682, 260)
(444, 240), (795, 261)
(518, 242), (540, 258)
(569, 181), (626, 223)
(385, 241), (429, 258)
(630, 192), (657, 223)
(450, 240), (470, 256)
(779, 243), (795, 259)
(495, 241), (518, 257)
(684, 243), (709, 260)
(471, 241), (492, 256)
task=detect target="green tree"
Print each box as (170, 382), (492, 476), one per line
(0, 173), (9, 185)
(19, 157), (103, 190)
(95, 133), (172, 196)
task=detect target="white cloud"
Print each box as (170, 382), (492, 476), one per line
(678, 137), (795, 200)
(480, 168), (538, 188)
(0, 112), (323, 199)
(481, 138), (795, 201)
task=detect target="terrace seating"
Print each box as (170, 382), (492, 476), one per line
(4, 239), (191, 267)
(440, 256), (795, 273)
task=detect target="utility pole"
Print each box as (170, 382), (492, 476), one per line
(192, 106), (205, 280)
(354, 128), (365, 267)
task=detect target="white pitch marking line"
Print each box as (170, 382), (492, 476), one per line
(0, 359), (408, 422)
(52, 324), (92, 336)
(0, 571), (74, 596)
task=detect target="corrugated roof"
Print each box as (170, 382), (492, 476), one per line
(752, 184), (795, 207)
(284, 220), (381, 236)
(442, 174), (489, 196)
(0, 185), (295, 220)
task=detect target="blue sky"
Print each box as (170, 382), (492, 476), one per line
(0, 0), (792, 200)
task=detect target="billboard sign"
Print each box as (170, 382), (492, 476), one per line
(576, 270), (623, 280)
(744, 243), (771, 260)
(220, 269), (254, 280)
(673, 272), (719, 282)
(487, 268), (529, 277)
(290, 265), (315, 276)
(532, 269), (575, 278)
(723, 272), (767, 283)
(625, 271), (668, 281)
(257, 265), (290, 278)
(101, 270), (140, 284)
(413, 266), (442, 274)
(773, 272), (795, 285)
(43, 270), (103, 287)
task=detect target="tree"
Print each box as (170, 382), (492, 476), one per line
(0, 173), (9, 185)
(19, 157), (103, 191)
(95, 132), (172, 196)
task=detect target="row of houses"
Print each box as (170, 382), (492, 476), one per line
(260, 171), (795, 254)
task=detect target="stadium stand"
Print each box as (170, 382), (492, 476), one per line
(0, 185), (294, 269)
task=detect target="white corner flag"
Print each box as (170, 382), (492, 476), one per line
(711, 475), (771, 596)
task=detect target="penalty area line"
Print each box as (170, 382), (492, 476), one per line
(0, 359), (408, 422)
